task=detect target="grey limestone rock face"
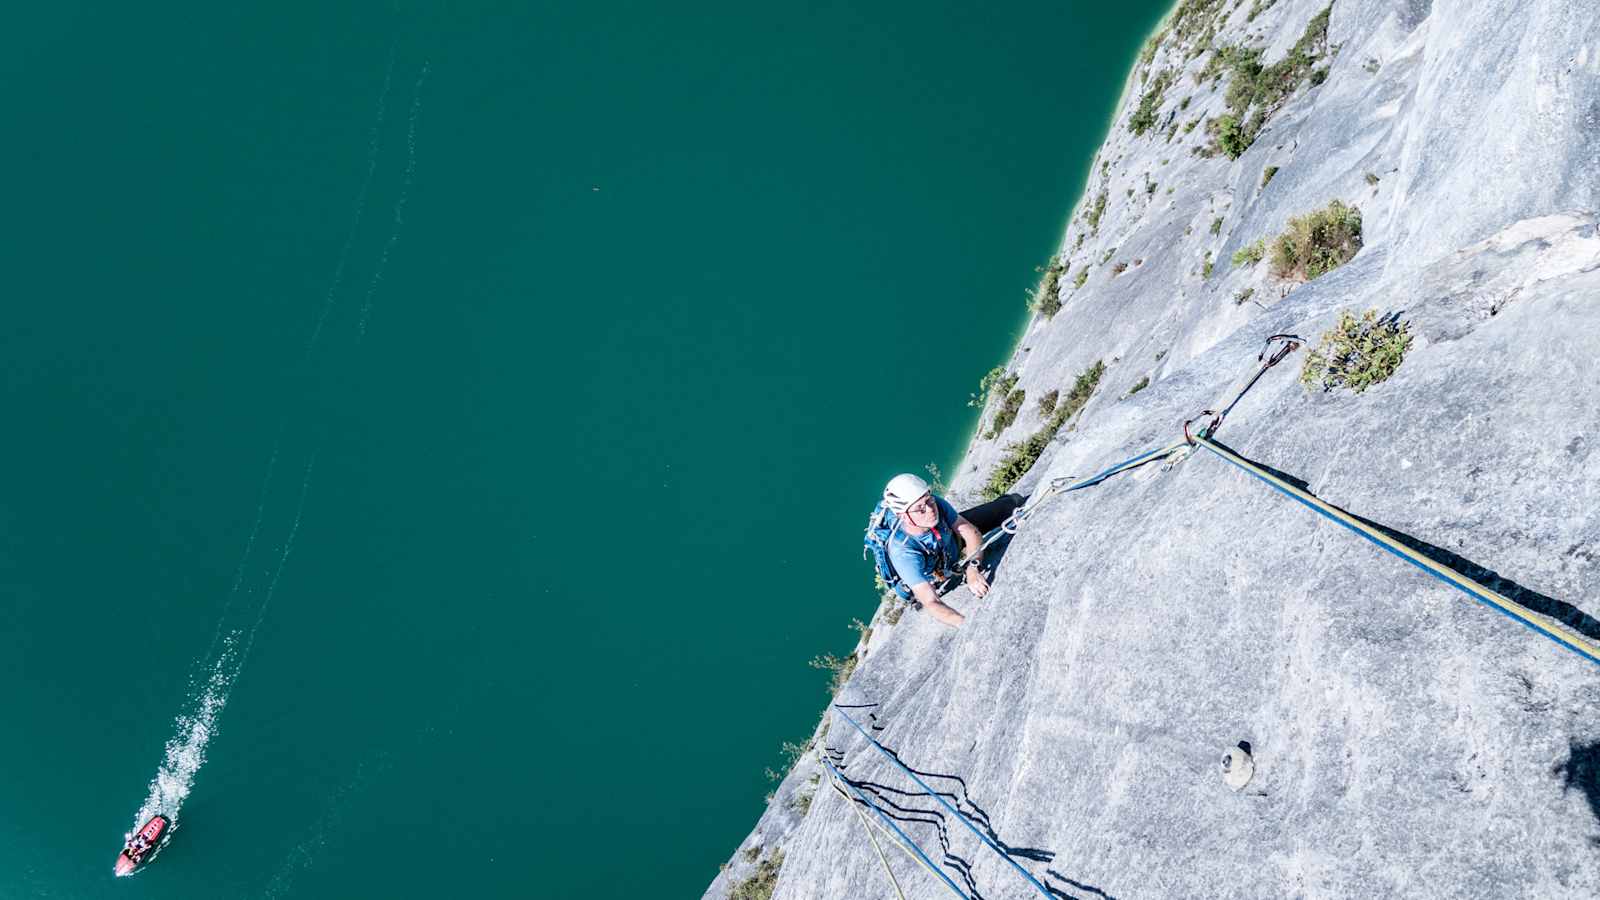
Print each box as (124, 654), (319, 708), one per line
(710, 1), (1600, 897)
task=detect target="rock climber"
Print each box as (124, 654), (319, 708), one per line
(865, 473), (1022, 628)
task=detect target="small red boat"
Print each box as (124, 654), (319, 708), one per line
(115, 814), (170, 877)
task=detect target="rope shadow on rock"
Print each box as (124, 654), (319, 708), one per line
(1209, 439), (1600, 643)
(842, 773), (984, 897)
(830, 734), (1111, 899)
(1045, 868), (1121, 900)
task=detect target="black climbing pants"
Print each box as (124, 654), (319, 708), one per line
(957, 493), (1024, 534)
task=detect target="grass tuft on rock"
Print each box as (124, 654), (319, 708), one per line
(1301, 309), (1412, 393)
(1202, 7), (1331, 158)
(730, 849), (785, 900)
(987, 387), (1026, 438)
(1270, 199), (1362, 281)
(1232, 239), (1266, 267)
(981, 361), (1103, 499)
(1086, 190), (1109, 233)
(808, 652), (858, 695)
(1032, 259), (1064, 317)
(1130, 68), (1176, 135)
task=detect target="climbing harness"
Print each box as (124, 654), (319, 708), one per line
(833, 705), (1056, 899)
(820, 755), (969, 898)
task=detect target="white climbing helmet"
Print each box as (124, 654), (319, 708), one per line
(883, 473), (932, 514)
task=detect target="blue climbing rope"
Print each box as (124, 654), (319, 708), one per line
(833, 705), (1056, 899)
(820, 755), (971, 899)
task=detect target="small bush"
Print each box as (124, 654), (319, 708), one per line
(765, 739), (812, 782)
(1233, 286), (1255, 305)
(1210, 216), (1224, 235)
(730, 850), (785, 900)
(1032, 260), (1064, 317)
(742, 846), (761, 863)
(1270, 199), (1363, 281)
(1086, 190), (1109, 233)
(1246, 0), (1279, 22)
(1172, 0), (1228, 43)
(1203, 7), (1331, 157)
(880, 600), (905, 626)
(1209, 114), (1248, 159)
(1139, 29), (1168, 68)
(1127, 376), (1150, 396)
(1300, 309), (1412, 393)
(1261, 165), (1279, 188)
(987, 387), (1026, 437)
(1364, 172), (1380, 186)
(981, 361), (1103, 499)
(1101, 247), (1117, 264)
(1112, 261), (1129, 276)
(1232, 239), (1266, 267)
(968, 366), (1005, 407)
(1073, 267), (1088, 289)
(790, 774), (820, 816)
(1037, 389), (1059, 417)
(809, 652), (858, 696)
(1130, 69), (1175, 136)
(1202, 252), (1214, 278)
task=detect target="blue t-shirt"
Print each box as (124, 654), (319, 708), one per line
(886, 497), (963, 589)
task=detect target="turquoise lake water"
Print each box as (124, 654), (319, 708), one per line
(1, 2), (1173, 896)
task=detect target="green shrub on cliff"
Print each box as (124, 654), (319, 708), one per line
(1086, 190), (1109, 233)
(1232, 239), (1266, 267)
(1032, 260), (1064, 317)
(1270, 199), (1362, 281)
(982, 361), (1103, 499)
(1202, 7), (1331, 158)
(1300, 309), (1412, 393)
(987, 387), (1026, 438)
(729, 849), (785, 900)
(1130, 68), (1175, 136)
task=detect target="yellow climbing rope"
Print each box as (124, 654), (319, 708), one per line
(828, 777), (909, 900)
(1190, 433), (1600, 665)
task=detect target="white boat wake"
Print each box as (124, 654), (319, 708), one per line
(122, 46), (430, 869)
(131, 454), (314, 834)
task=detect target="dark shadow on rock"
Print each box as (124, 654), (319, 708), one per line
(1553, 742), (1600, 846)
(827, 729), (1114, 900)
(1046, 868), (1121, 900)
(1210, 440), (1600, 643)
